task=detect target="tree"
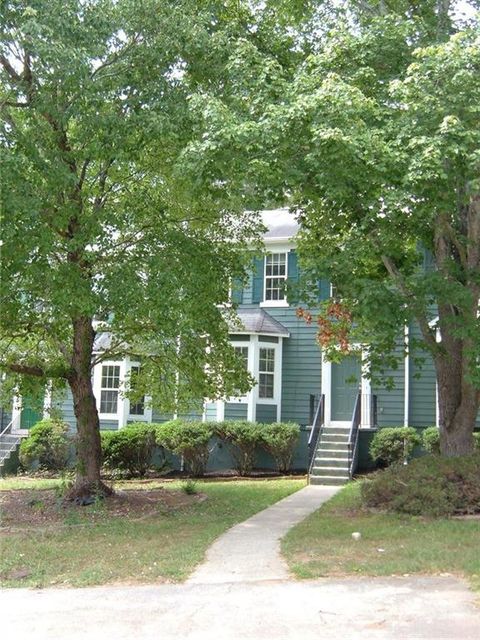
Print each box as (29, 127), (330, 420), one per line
(0, 0), (264, 498)
(182, 0), (480, 456)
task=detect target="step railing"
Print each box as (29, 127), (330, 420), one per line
(349, 392), (378, 478)
(348, 391), (362, 479)
(0, 412), (22, 439)
(308, 394), (325, 473)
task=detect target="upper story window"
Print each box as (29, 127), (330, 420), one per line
(100, 365), (120, 414)
(258, 347), (275, 398)
(264, 253), (287, 302)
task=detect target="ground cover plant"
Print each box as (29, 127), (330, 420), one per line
(362, 454), (480, 517)
(0, 477), (304, 588)
(282, 482), (480, 590)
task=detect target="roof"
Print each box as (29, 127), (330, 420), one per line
(260, 208), (299, 242)
(229, 308), (290, 337)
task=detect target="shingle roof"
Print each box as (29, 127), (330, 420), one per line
(229, 308), (290, 337)
(261, 208), (299, 241)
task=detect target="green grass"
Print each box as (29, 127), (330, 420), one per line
(282, 482), (480, 589)
(0, 476), (62, 491)
(0, 478), (304, 588)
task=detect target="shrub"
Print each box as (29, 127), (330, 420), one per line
(216, 421), (262, 476)
(422, 427), (440, 454)
(422, 428), (480, 455)
(101, 423), (158, 477)
(260, 422), (300, 473)
(156, 420), (214, 476)
(19, 418), (70, 471)
(361, 453), (480, 517)
(369, 427), (421, 466)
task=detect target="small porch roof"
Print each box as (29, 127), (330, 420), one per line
(229, 308), (290, 338)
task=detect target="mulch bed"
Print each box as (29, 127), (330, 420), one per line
(0, 488), (204, 531)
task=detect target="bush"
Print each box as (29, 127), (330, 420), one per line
(422, 428), (480, 455)
(361, 453), (480, 517)
(422, 427), (440, 454)
(19, 418), (70, 471)
(260, 422), (300, 473)
(216, 421), (262, 476)
(369, 427), (421, 466)
(101, 423), (158, 477)
(156, 420), (214, 476)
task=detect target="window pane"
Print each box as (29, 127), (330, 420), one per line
(259, 373), (274, 398)
(265, 253), (287, 301)
(101, 365), (120, 389)
(129, 366), (145, 416)
(234, 346), (249, 369)
(100, 390), (118, 413)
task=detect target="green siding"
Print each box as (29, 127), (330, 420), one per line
(204, 402), (217, 421)
(224, 402), (248, 420)
(256, 404), (277, 423)
(373, 340), (406, 427)
(243, 305), (322, 426)
(409, 323), (436, 427)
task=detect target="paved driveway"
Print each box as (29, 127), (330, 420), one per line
(2, 575), (479, 639)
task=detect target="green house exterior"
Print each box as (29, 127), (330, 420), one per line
(9, 209), (479, 473)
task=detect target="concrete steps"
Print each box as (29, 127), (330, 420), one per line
(0, 432), (24, 471)
(309, 426), (351, 486)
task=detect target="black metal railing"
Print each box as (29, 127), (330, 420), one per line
(308, 393), (325, 472)
(348, 391), (362, 479)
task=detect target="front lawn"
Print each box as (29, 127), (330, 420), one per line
(0, 477), (304, 588)
(282, 482), (480, 590)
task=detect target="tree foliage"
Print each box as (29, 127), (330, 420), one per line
(183, 0), (480, 456)
(0, 0), (283, 496)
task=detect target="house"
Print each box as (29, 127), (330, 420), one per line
(2, 209), (455, 480)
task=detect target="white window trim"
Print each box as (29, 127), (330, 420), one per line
(259, 243), (294, 309)
(321, 345), (372, 428)
(226, 342), (251, 404)
(126, 361), (153, 424)
(215, 335), (283, 423)
(93, 358), (152, 428)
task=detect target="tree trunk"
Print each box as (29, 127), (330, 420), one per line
(67, 316), (112, 500)
(436, 355), (478, 456)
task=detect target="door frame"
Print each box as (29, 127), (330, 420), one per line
(321, 346), (372, 428)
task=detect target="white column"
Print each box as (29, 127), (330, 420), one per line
(321, 351), (331, 426)
(404, 325), (410, 427)
(118, 357), (129, 428)
(275, 338), (283, 422)
(248, 335), (259, 422)
(360, 350), (372, 428)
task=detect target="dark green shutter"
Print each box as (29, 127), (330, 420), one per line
(318, 279), (331, 301)
(231, 278), (243, 304)
(287, 251), (299, 283)
(252, 256), (264, 303)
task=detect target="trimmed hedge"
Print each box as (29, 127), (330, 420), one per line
(216, 421), (262, 476)
(19, 418), (70, 471)
(369, 427), (421, 466)
(156, 420), (214, 476)
(100, 423), (158, 477)
(361, 453), (480, 517)
(260, 422), (300, 473)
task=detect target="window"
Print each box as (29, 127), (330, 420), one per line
(264, 253), (287, 301)
(234, 346), (249, 370)
(258, 347), (275, 398)
(129, 365), (145, 416)
(100, 365), (120, 414)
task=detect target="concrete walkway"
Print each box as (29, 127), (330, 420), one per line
(188, 484), (340, 584)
